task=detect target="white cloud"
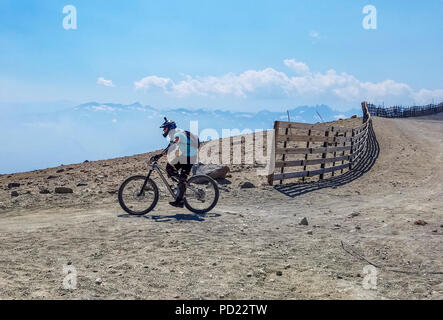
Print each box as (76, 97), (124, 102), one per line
(134, 76), (172, 91)
(97, 77), (115, 87)
(134, 60), (443, 108)
(284, 59), (310, 75)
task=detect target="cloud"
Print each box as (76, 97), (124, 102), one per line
(284, 59), (310, 75)
(97, 77), (115, 87)
(134, 60), (443, 108)
(134, 76), (172, 91)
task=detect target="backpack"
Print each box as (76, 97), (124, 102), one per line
(184, 130), (201, 149)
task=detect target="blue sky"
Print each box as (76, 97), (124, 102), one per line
(1, 0), (442, 112)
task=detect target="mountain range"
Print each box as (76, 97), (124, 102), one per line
(1, 102), (361, 174)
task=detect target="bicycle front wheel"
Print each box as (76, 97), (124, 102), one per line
(118, 175), (159, 215)
(184, 175), (219, 214)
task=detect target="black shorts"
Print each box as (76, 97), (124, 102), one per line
(166, 162), (193, 179)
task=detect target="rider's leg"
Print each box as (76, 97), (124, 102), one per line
(166, 163), (179, 178)
(176, 164), (193, 200)
(169, 163), (192, 207)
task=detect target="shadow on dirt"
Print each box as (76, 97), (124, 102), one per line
(117, 212), (221, 222)
(274, 122), (380, 198)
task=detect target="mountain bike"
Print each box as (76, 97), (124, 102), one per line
(118, 156), (219, 215)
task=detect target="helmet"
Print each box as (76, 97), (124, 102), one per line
(160, 117), (177, 137)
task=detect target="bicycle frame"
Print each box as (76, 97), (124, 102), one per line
(140, 162), (177, 198)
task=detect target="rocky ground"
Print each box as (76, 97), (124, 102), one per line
(0, 115), (442, 300)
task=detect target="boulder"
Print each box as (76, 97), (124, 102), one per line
(8, 182), (20, 189)
(239, 181), (255, 189)
(39, 189), (51, 194)
(55, 187), (73, 194)
(11, 191), (19, 197)
(192, 163), (230, 180)
(299, 217), (309, 226)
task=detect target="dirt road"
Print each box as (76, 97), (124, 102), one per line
(0, 115), (442, 299)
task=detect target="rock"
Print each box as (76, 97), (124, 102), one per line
(84, 160), (89, 163)
(276, 271), (283, 276)
(239, 181), (255, 189)
(47, 175), (58, 180)
(284, 264), (291, 269)
(192, 163), (230, 179)
(8, 182), (20, 189)
(55, 187), (73, 194)
(414, 220), (427, 226)
(355, 226), (361, 230)
(11, 191), (19, 197)
(39, 189), (51, 194)
(77, 182), (88, 187)
(56, 169), (65, 173)
(95, 278), (102, 285)
(299, 217), (309, 226)
(351, 115), (358, 119)
(247, 272), (253, 278)
(307, 230), (313, 235)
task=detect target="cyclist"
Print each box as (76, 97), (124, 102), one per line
(152, 118), (199, 208)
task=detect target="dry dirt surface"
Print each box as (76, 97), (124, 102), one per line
(0, 115), (442, 300)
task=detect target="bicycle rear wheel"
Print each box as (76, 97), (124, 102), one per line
(118, 175), (159, 215)
(184, 175), (219, 214)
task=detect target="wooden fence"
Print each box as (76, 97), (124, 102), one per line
(367, 102), (443, 118)
(268, 102), (372, 185)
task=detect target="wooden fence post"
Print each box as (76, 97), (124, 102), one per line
(332, 129), (339, 177)
(319, 128), (330, 180)
(349, 128), (355, 170)
(277, 121), (290, 185)
(341, 131), (347, 174)
(302, 129), (311, 182)
(267, 121), (279, 186)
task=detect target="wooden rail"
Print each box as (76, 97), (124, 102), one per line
(268, 102), (373, 185)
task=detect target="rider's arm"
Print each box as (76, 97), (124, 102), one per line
(161, 137), (180, 156)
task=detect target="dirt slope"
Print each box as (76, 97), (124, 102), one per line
(0, 115), (442, 300)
